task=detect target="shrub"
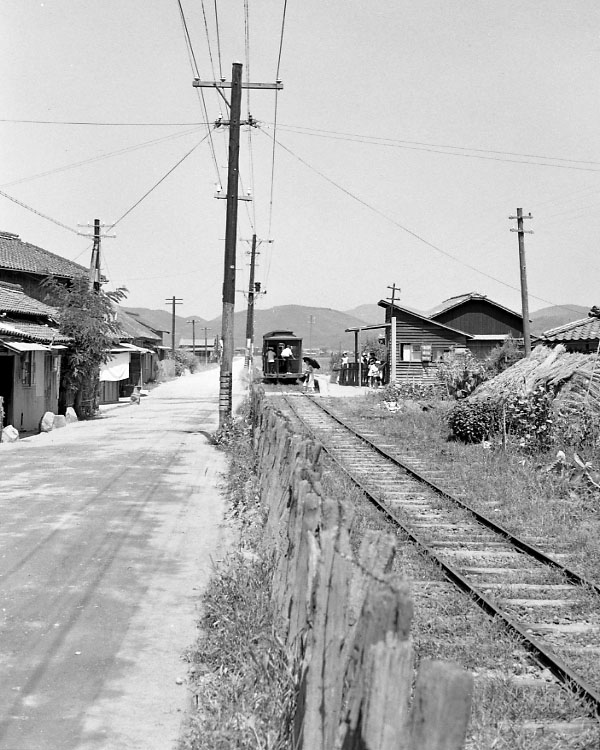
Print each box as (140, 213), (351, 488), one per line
(502, 385), (555, 452)
(446, 399), (499, 442)
(167, 349), (198, 376)
(484, 337), (524, 377)
(379, 381), (443, 403)
(437, 351), (488, 399)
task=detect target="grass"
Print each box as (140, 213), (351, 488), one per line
(179, 405), (295, 750)
(316, 393), (600, 749)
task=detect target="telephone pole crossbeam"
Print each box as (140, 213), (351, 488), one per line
(193, 80), (283, 90)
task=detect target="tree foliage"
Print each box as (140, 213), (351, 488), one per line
(43, 276), (128, 419)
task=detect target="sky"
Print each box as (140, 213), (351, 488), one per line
(2, 1), (599, 322)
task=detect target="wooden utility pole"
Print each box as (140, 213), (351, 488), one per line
(245, 234), (258, 370)
(77, 219), (114, 291)
(509, 209), (533, 356)
(187, 319), (199, 355)
(165, 296), (183, 356)
(193, 65), (283, 426)
(386, 283), (400, 310)
(201, 326), (212, 365)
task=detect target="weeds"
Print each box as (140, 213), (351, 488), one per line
(180, 400), (294, 750)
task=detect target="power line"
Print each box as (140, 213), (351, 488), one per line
(175, 0), (222, 187)
(70, 131), (213, 262)
(0, 118), (212, 126)
(109, 131), (214, 232)
(0, 189), (80, 235)
(200, 0), (218, 82)
(267, 0), (288, 241)
(0, 126), (205, 189)
(279, 124), (600, 171)
(261, 128), (587, 316)
(213, 0), (223, 80)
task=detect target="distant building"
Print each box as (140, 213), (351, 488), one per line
(539, 309), (600, 353)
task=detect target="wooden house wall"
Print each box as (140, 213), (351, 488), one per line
(433, 300), (522, 337)
(0, 270), (71, 305)
(390, 312), (468, 383)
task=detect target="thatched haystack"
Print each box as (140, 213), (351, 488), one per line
(471, 344), (600, 434)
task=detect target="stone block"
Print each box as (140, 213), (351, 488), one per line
(2, 425), (19, 443)
(65, 407), (78, 424)
(53, 415), (67, 429)
(40, 411), (55, 432)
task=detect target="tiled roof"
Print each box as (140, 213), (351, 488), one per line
(0, 231), (87, 279)
(114, 307), (162, 343)
(541, 317), (600, 342)
(427, 292), (522, 320)
(0, 281), (58, 318)
(0, 317), (68, 343)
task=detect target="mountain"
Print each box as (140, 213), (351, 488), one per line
(530, 305), (590, 336)
(123, 307), (209, 347)
(206, 304), (380, 351)
(344, 304), (384, 324)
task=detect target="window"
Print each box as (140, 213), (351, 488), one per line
(401, 344), (422, 362)
(21, 352), (35, 387)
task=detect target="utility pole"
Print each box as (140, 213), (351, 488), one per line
(201, 326), (212, 365)
(245, 234), (258, 370)
(386, 283), (400, 310)
(165, 296), (183, 356)
(194, 64), (283, 426)
(308, 315), (316, 352)
(77, 219), (115, 291)
(509, 208), (533, 356)
(187, 319), (199, 356)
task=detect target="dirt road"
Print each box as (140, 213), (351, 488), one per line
(0, 364), (246, 749)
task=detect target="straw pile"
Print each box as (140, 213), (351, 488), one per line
(471, 344), (600, 419)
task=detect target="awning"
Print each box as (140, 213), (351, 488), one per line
(0, 341), (50, 353)
(118, 342), (152, 353)
(100, 351), (130, 382)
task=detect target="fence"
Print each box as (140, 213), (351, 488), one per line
(251, 387), (473, 750)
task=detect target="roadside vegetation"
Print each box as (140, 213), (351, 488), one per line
(179, 404), (294, 750)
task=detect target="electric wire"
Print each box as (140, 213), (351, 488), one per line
(265, 0), (288, 279)
(0, 126), (205, 189)
(175, 0), (222, 187)
(200, 0), (218, 83)
(0, 189), (80, 236)
(70, 130), (214, 263)
(261, 128), (587, 317)
(0, 118), (212, 126)
(213, 0), (223, 80)
(273, 123), (600, 170)
(244, 0), (257, 230)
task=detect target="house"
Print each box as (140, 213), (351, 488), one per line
(538, 309), (600, 353)
(427, 292), (524, 359)
(178, 336), (216, 362)
(98, 309), (162, 403)
(375, 292), (524, 385)
(377, 301), (472, 384)
(0, 230), (88, 303)
(0, 281), (68, 432)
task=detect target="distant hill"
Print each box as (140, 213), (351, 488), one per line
(531, 305), (590, 336)
(344, 304), (384, 324)
(123, 307), (209, 347)
(206, 304), (378, 351)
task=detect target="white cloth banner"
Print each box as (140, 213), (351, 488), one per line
(99, 352), (130, 382)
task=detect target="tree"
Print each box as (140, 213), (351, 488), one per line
(43, 276), (128, 419)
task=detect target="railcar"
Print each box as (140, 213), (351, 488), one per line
(262, 330), (303, 382)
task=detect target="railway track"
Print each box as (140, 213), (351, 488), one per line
(276, 392), (600, 726)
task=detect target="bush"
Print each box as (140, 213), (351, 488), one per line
(379, 381), (444, 403)
(167, 349), (198, 376)
(437, 351), (488, 399)
(484, 337), (524, 377)
(446, 399), (499, 443)
(503, 385), (555, 452)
